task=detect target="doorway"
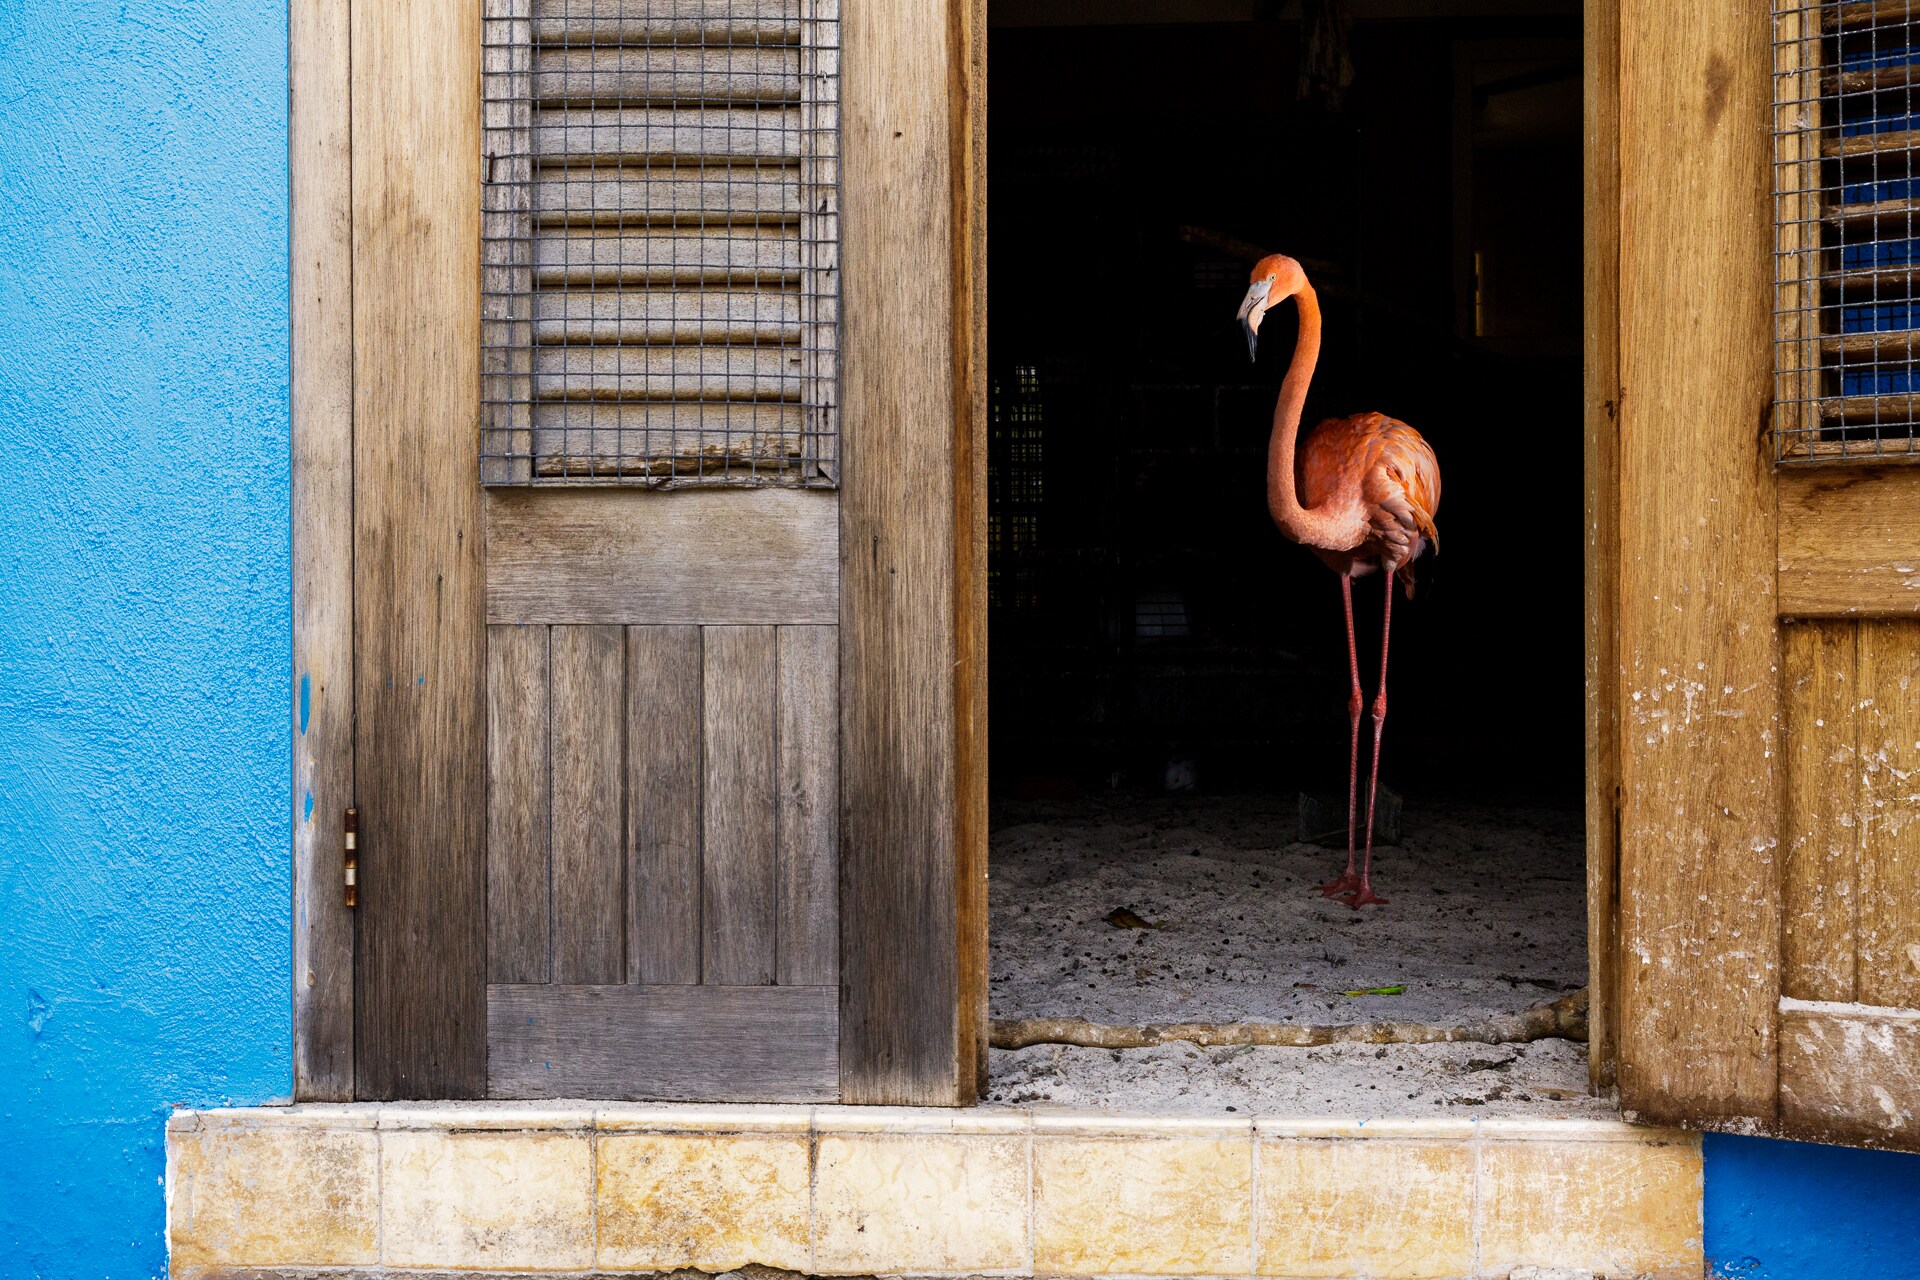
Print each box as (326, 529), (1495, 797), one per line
(984, 0), (1591, 1112)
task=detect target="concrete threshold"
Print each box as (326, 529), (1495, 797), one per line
(167, 1103), (1702, 1280)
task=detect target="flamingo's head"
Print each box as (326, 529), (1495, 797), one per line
(1236, 253), (1307, 363)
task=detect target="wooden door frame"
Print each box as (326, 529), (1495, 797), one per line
(1583, 0), (1621, 1096)
(836, 0), (989, 1105)
(288, 0), (989, 1104)
(1603, 0), (1785, 1131)
(290, 0), (355, 1102)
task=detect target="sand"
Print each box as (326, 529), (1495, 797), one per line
(986, 791), (1606, 1116)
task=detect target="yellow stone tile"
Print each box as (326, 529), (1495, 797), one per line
(598, 1133), (811, 1272)
(380, 1129), (594, 1270)
(813, 1133), (1029, 1272)
(167, 1123), (378, 1269)
(1034, 1135), (1254, 1276)
(1256, 1139), (1474, 1279)
(1480, 1135), (1704, 1280)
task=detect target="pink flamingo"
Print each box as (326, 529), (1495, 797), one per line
(1237, 254), (1441, 908)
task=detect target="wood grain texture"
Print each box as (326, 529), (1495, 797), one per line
(290, 0), (356, 1102)
(352, 0), (487, 1100)
(1781, 621), (1860, 1003)
(775, 625), (837, 985)
(550, 626), (627, 985)
(838, 0), (966, 1104)
(534, 106), (803, 164)
(1780, 999), (1920, 1152)
(1614, 0), (1781, 1128)
(626, 625), (703, 984)
(951, 0), (989, 1101)
(702, 626), (778, 986)
(534, 229), (800, 288)
(1583, 0), (1621, 1095)
(488, 983), (838, 1100)
(486, 488), (838, 625)
(533, 47), (801, 107)
(1855, 620), (1920, 1009)
(1778, 467), (1920, 617)
(487, 625), (551, 985)
(532, 0), (801, 48)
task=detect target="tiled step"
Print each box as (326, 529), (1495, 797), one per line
(167, 1103), (1702, 1279)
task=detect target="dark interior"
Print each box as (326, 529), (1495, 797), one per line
(987, 0), (1583, 807)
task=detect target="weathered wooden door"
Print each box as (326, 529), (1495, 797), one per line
(1590, 0), (1920, 1151)
(291, 0), (985, 1104)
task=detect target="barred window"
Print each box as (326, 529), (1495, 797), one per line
(481, 0), (840, 485)
(1774, 0), (1920, 462)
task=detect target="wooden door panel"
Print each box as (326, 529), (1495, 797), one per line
(309, 0), (979, 1106)
(1781, 619), (1920, 1012)
(484, 616), (840, 1098)
(485, 488), (838, 626)
(1780, 1000), (1920, 1149)
(1782, 620), (1861, 1005)
(1778, 468), (1920, 618)
(488, 982), (838, 1100)
(488, 622), (551, 985)
(1856, 621), (1920, 1011)
(776, 625), (839, 985)
(703, 626), (780, 986)
(550, 625), (627, 985)
(627, 624), (704, 985)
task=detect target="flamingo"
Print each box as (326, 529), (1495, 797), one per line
(1236, 253), (1440, 908)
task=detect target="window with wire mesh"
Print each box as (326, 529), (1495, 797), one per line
(481, 0), (839, 485)
(1774, 0), (1920, 462)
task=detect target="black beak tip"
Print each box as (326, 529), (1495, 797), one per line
(1245, 331), (1258, 363)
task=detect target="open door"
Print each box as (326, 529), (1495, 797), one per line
(291, 0), (985, 1105)
(1592, 0), (1920, 1151)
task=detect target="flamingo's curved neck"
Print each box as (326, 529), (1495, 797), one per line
(1267, 285), (1354, 550)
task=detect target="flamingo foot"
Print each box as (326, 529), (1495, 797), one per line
(1338, 882), (1389, 909)
(1317, 870), (1362, 898)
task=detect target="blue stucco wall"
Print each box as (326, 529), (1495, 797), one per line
(0, 1), (292, 1276)
(1707, 1133), (1920, 1279)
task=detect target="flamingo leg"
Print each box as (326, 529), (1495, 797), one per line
(1318, 573), (1364, 898)
(1345, 571), (1394, 908)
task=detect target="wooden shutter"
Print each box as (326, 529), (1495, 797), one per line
(1773, 0), (1920, 461)
(294, 0), (984, 1104)
(481, 0), (839, 485)
(1590, 0), (1920, 1152)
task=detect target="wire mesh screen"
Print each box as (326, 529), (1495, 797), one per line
(1774, 0), (1920, 462)
(481, 0), (840, 486)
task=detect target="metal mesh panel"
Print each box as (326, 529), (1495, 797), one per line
(482, 0), (840, 486)
(1774, 0), (1920, 462)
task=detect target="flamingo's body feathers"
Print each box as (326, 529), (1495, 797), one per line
(1298, 411), (1442, 595)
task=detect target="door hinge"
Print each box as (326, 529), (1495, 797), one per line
(344, 807), (359, 909)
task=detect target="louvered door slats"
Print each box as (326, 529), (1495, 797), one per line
(483, 0), (838, 484)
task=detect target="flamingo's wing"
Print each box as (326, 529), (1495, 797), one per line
(1361, 417), (1440, 550)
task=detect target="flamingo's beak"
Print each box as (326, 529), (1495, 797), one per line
(1236, 278), (1272, 362)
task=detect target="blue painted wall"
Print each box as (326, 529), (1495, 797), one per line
(1707, 1134), (1920, 1279)
(0, 0), (291, 1276)
(0, 4), (1919, 1280)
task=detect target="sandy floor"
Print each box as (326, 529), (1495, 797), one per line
(986, 1038), (1612, 1116)
(986, 792), (1604, 1115)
